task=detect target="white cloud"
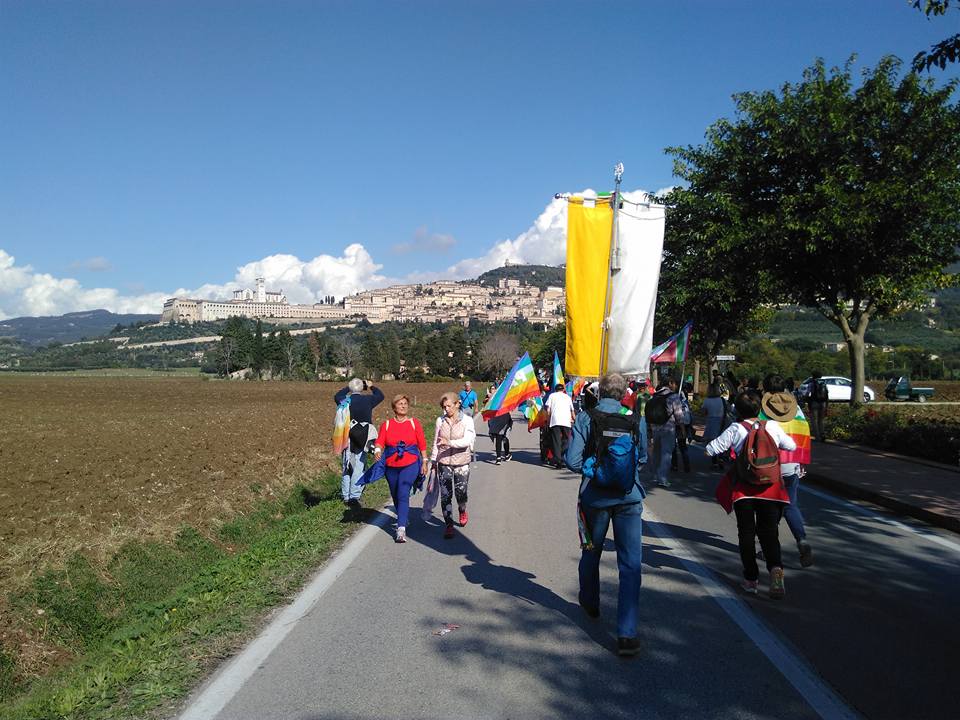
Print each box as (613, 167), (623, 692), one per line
(0, 188), (659, 319)
(69, 256), (113, 272)
(392, 226), (457, 255)
(0, 244), (389, 320)
(432, 187), (657, 281)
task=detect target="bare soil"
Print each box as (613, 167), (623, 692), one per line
(0, 375), (449, 674)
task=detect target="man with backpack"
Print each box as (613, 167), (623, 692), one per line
(644, 377), (684, 487)
(806, 370), (829, 442)
(333, 378), (385, 510)
(705, 390), (796, 599)
(565, 373), (648, 657)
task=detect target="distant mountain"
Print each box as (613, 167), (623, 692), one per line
(473, 264), (565, 290)
(0, 309), (159, 346)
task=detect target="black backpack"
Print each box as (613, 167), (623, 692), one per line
(584, 410), (642, 493)
(644, 393), (669, 425)
(811, 379), (829, 402)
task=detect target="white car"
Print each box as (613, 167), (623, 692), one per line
(799, 376), (875, 403)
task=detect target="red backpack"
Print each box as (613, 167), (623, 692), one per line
(735, 420), (781, 486)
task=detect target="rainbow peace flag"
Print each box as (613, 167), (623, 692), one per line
(760, 405), (812, 465)
(332, 398), (351, 455)
(523, 395), (548, 431)
(552, 351), (565, 389)
(482, 352), (541, 420)
(650, 321), (693, 364)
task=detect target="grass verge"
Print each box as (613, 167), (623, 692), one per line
(0, 473), (389, 720)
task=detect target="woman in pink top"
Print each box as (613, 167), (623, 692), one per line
(374, 394), (427, 543)
(429, 391), (476, 539)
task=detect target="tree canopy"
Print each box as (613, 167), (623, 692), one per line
(667, 56), (960, 403)
(912, 1), (960, 71)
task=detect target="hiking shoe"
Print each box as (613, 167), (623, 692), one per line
(798, 540), (814, 568)
(443, 523), (455, 539)
(617, 637), (641, 657)
(459, 509), (469, 527)
(395, 527), (407, 544)
(741, 578), (759, 595)
(769, 567), (785, 599)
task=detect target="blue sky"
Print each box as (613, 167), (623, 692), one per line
(1, 0), (958, 318)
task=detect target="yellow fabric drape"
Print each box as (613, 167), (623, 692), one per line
(565, 199), (612, 377)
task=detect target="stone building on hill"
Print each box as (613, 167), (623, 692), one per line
(162, 275), (565, 327)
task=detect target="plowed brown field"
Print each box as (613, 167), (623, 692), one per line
(0, 375), (450, 670)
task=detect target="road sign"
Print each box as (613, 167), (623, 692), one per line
(716, 354), (736, 361)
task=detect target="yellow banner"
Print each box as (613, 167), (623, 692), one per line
(565, 198), (612, 377)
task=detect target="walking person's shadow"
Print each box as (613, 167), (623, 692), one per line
(412, 513), (612, 650)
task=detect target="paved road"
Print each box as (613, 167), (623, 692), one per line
(177, 417), (960, 720)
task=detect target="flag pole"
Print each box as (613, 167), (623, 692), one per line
(598, 162), (623, 377)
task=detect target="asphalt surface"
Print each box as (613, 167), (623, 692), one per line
(177, 418), (960, 720)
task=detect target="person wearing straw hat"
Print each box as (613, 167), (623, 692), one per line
(761, 376), (814, 567)
(705, 390), (796, 599)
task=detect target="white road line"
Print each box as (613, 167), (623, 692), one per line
(644, 507), (861, 720)
(800, 485), (960, 554)
(177, 509), (394, 720)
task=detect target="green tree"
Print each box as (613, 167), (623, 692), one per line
(667, 56), (960, 405)
(251, 320), (266, 379)
(531, 323), (566, 374)
(277, 329), (296, 378)
(657, 187), (776, 367)
(912, 1), (960, 71)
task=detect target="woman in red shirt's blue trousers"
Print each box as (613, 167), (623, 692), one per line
(374, 394), (427, 543)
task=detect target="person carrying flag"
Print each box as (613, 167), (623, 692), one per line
(333, 378), (384, 510)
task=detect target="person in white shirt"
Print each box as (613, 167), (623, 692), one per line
(545, 383), (575, 470)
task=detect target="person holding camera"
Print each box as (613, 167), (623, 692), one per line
(333, 378), (384, 510)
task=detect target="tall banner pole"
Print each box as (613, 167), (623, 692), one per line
(598, 161), (623, 376)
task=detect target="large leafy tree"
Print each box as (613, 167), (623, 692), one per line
(656, 186), (775, 368)
(668, 57), (960, 404)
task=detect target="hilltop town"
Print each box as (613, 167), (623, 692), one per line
(161, 271), (566, 327)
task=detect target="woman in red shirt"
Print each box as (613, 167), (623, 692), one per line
(374, 393), (427, 543)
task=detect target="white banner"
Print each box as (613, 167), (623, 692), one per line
(605, 199), (665, 376)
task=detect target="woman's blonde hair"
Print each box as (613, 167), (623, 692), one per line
(391, 393), (410, 411)
(439, 391), (460, 409)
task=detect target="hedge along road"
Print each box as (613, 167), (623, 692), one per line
(175, 415), (959, 720)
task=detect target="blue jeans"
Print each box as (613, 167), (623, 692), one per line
(341, 450), (366, 501)
(782, 472), (806, 542)
(578, 502), (644, 639)
(652, 426), (676, 484)
(385, 462), (420, 529)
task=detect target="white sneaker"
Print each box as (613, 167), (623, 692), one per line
(395, 527), (407, 543)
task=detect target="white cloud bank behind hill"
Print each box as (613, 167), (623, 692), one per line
(0, 188), (664, 320)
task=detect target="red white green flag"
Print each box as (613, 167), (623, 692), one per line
(649, 321), (692, 364)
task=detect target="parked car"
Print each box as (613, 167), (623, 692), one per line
(884, 376), (935, 403)
(798, 376), (875, 403)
